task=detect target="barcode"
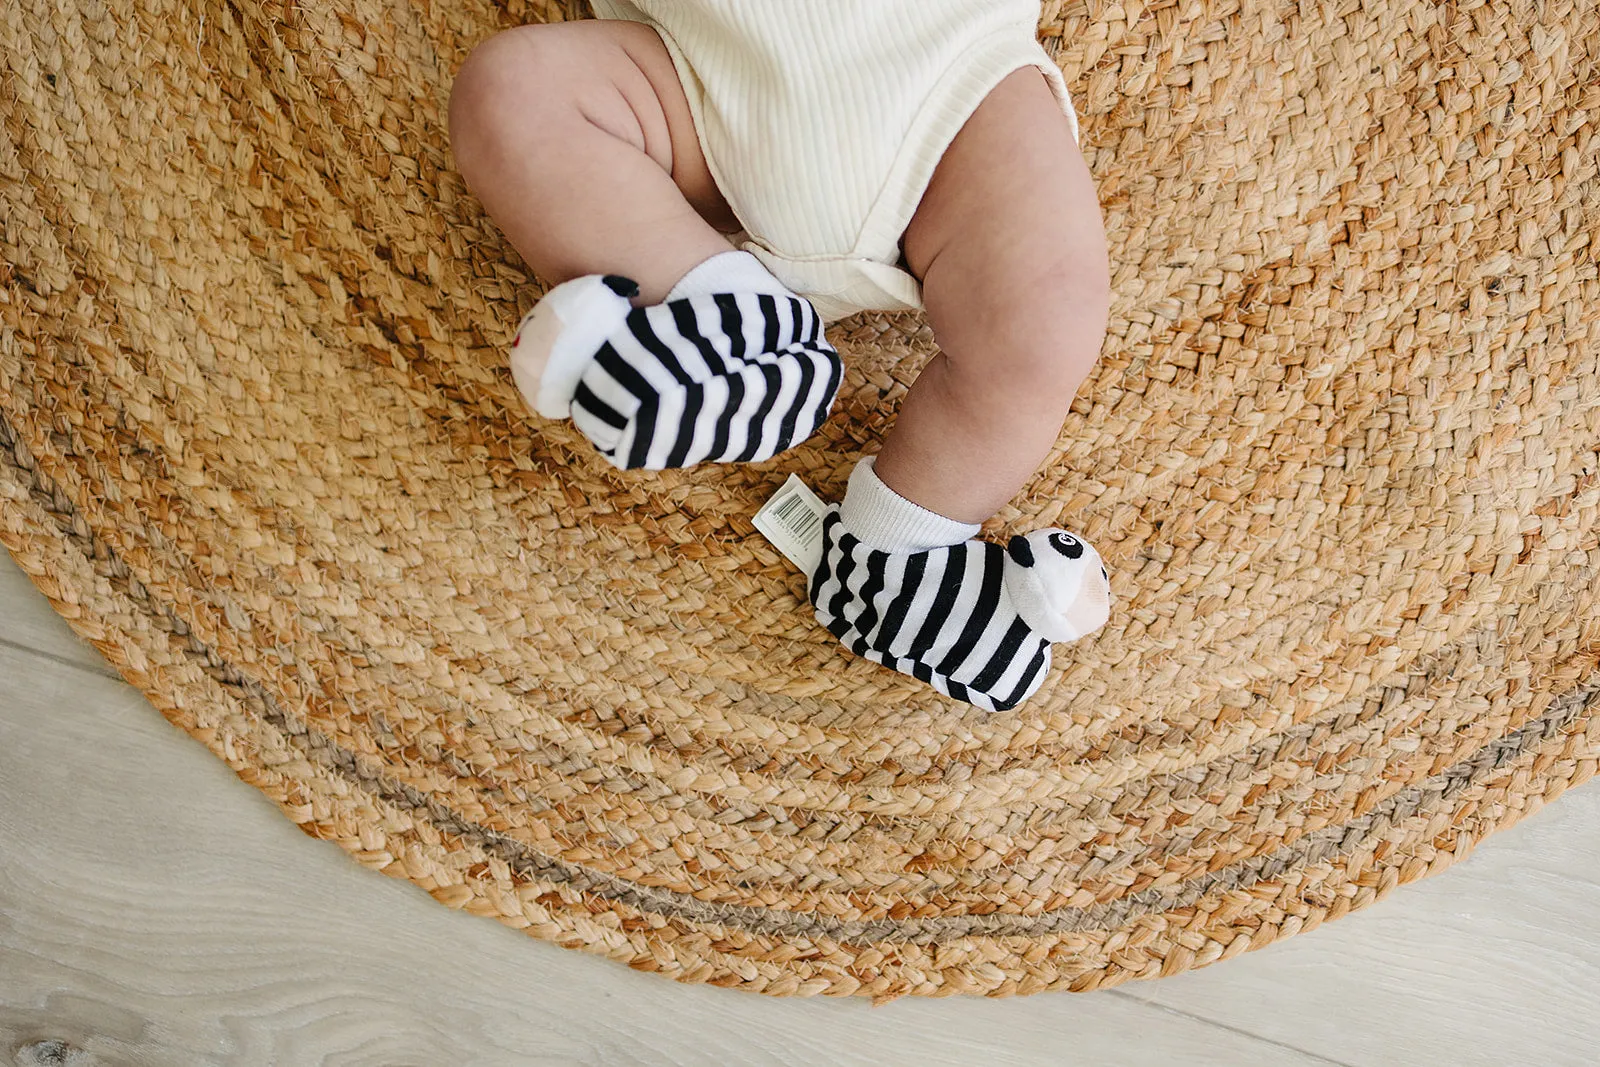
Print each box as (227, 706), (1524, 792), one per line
(751, 473), (828, 575)
(770, 491), (820, 543)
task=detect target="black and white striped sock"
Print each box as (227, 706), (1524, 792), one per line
(809, 457), (1112, 712)
(509, 255), (842, 470)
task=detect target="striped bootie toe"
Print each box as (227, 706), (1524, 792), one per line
(509, 267), (842, 470)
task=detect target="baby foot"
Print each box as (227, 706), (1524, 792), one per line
(509, 273), (842, 470)
(808, 464), (1111, 712)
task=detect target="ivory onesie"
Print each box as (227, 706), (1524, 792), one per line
(589, 0), (1079, 322)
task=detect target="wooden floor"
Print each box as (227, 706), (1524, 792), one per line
(3, 549), (1598, 1067)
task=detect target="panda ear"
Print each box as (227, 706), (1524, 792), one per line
(601, 274), (641, 298)
(1007, 534), (1036, 568)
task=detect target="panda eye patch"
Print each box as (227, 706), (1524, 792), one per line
(1048, 532), (1084, 559)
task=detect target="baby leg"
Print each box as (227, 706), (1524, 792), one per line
(881, 66), (1111, 524)
(809, 68), (1112, 711)
(449, 23), (842, 469)
(449, 19), (734, 303)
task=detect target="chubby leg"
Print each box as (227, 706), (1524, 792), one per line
(449, 20), (843, 469)
(448, 19), (737, 305)
(808, 68), (1112, 711)
(876, 67), (1111, 524)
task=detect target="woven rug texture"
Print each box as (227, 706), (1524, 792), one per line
(2, 0), (1599, 1000)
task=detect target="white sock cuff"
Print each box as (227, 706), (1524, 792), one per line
(666, 250), (793, 302)
(838, 456), (982, 554)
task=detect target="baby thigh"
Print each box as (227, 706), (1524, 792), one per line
(448, 19), (737, 302)
(876, 67), (1112, 521)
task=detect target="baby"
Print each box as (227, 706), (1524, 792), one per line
(448, 1), (1113, 711)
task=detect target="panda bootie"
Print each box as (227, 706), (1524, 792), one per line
(509, 258), (842, 471)
(809, 457), (1111, 712)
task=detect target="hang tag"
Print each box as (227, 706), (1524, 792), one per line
(752, 474), (829, 575)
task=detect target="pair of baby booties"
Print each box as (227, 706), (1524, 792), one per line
(508, 273), (1111, 712)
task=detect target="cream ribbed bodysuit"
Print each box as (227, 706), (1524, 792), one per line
(588, 0), (1079, 322)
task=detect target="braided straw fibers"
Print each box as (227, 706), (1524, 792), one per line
(2, 0), (1598, 1001)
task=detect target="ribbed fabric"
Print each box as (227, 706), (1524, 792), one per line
(838, 455), (981, 553)
(589, 0), (1079, 322)
(666, 250), (793, 302)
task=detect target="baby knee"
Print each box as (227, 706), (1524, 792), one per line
(1026, 256), (1111, 388)
(986, 269), (1110, 397)
(448, 27), (581, 164)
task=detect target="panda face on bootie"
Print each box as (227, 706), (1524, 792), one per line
(509, 274), (639, 421)
(1003, 528), (1113, 643)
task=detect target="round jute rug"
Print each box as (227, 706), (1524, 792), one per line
(3, 0), (1599, 1001)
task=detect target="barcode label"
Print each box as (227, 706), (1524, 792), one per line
(770, 492), (820, 541)
(752, 474), (828, 575)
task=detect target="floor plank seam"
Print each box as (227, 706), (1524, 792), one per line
(1104, 989), (1358, 1067)
(0, 635), (118, 681)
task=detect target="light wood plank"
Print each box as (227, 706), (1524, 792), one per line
(0, 639), (1329, 1067)
(0, 552), (118, 678)
(1119, 780), (1600, 1067)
